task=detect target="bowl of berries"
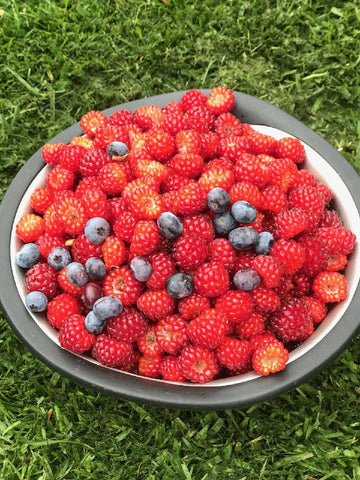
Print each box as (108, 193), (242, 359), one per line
(1, 88), (359, 410)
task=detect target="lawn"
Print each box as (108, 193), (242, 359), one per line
(1, 0), (360, 478)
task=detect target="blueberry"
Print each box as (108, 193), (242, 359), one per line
(108, 141), (129, 158)
(231, 201), (257, 224)
(84, 217), (110, 244)
(82, 282), (103, 309)
(47, 247), (72, 270)
(212, 212), (237, 235)
(206, 188), (230, 213)
(255, 231), (274, 255)
(93, 296), (123, 321)
(229, 227), (259, 250)
(85, 311), (106, 334)
(166, 272), (193, 299)
(16, 243), (40, 268)
(85, 257), (106, 280)
(233, 269), (261, 291)
(66, 262), (88, 286)
(25, 291), (48, 312)
(130, 256), (153, 281)
(157, 212), (183, 240)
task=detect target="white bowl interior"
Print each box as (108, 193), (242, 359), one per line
(10, 125), (360, 387)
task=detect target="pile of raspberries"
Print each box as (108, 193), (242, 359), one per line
(15, 87), (356, 383)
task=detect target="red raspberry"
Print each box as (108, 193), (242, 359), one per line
(163, 111), (188, 136)
(275, 208), (308, 239)
(275, 137), (305, 164)
(128, 147), (152, 170)
(234, 153), (270, 188)
(71, 234), (103, 264)
(206, 86), (235, 114)
(93, 124), (130, 150)
(75, 176), (101, 199)
(318, 210), (342, 228)
(107, 197), (129, 224)
(215, 290), (253, 324)
(336, 227), (356, 255)
(92, 335), (132, 367)
(251, 285), (280, 313)
(175, 130), (201, 155)
(138, 326), (162, 356)
(98, 162), (127, 195)
(56, 197), (88, 236)
(314, 227), (341, 255)
(251, 255), (283, 289)
(293, 169), (316, 188)
(215, 112), (243, 137)
(137, 289), (175, 320)
(79, 149), (110, 177)
(236, 312), (265, 339)
(113, 159), (134, 183)
(82, 188), (109, 219)
(103, 266), (142, 305)
(59, 314), (95, 353)
(270, 239), (305, 275)
(229, 182), (262, 208)
(194, 262), (230, 297)
(36, 233), (66, 258)
(146, 251), (176, 290)
(53, 190), (75, 204)
(47, 293), (80, 329)
(59, 145), (86, 172)
(298, 236), (329, 276)
(58, 267), (85, 297)
(130, 220), (159, 256)
(102, 236), (126, 269)
(182, 214), (214, 243)
(113, 212), (137, 243)
(174, 182), (206, 215)
(316, 182), (332, 205)
(123, 178), (160, 204)
(260, 186), (287, 214)
(161, 191), (178, 214)
(178, 345), (219, 383)
(185, 106), (215, 133)
(160, 356), (185, 382)
(203, 157), (235, 174)
(109, 109), (135, 126)
(134, 159), (169, 183)
(250, 333), (277, 351)
(291, 271), (311, 297)
(198, 167), (235, 194)
(161, 174), (192, 193)
(178, 294), (211, 320)
(326, 253), (348, 272)
(69, 136), (94, 149)
(181, 89), (207, 111)
(16, 214), (45, 243)
(126, 185), (163, 220)
(134, 105), (164, 130)
(288, 186), (325, 216)
(187, 309), (228, 349)
(234, 251), (257, 271)
(42, 143), (67, 166)
(155, 315), (189, 354)
(164, 100), (184, 115)
(313, 271), (347, 303)
(303, 296), (327, 323)
(145, 130), (175, 162)
(270, 298), (313, 343)
(173, 234), (208, 271)
(30, 186), (53, 214)
(106, 307), (148, 342)
(171, 153), (204, 178)
(209, 238), (236, 271)
(138, 355), (162, 378)
(80, 110), (108, 136)
(25, 263), (57, 298)
(216, 337), (253, 370)
(219, 135), (252, 160)
(46, 166), (75, 192)
(200, 132), (219, 159)
(252, 339), (289, 375)
(269, 158), (298, 192)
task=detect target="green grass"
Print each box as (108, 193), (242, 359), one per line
(1, 0), (360, 478)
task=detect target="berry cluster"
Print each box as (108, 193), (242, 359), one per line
(15, 87), (356, 383)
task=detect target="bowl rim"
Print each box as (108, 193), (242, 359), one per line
(1, 89), (360, 410)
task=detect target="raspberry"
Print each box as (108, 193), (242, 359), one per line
(80, 110), (108, 136)
(79, 149), (110, 177)
(137, 289), (175, 320)
(326, 253), (348, 272)
(269, 158), (298, 192)
(215, 290), (253, 323)
(298, 236), (329, 276)
(175, 130), (201, 155)
(219, 135), (252, 160)
(234, 250), (257, 270)
(215, 112), (243, 137)
(171, 153), (204, 178)
(185, 106), (215, 133)
(316, 182), (332, 205)
(313, 271), (347, 303)
(47, 293), (81, 329)
(235, 153), (270, 188)
(56, 197), (88, 236)
(178, 345), (219, 383)
(58, 267), (85, 297)
(236, 312), (265, 339)
(216, 337), (252, 370)
(130, 220), (159, 256)
(145, 251), (175, 290)
(164, 100), (184, 116)
(46, 165), (75, 192)
(30, 187), (53, 214)
(103, 266), (142, 305)
(112, 212), (137, 243)
(145, 130), (175, 162)
(293, 169), (316, 187)
(275, 208), (308, 239)
(69, 136), (94, 149)
(138, 355), (162, 378)
(106, 307), (148, 342)
(102, 236), (126, 269)
(42, 143), (67, 166)
(178, 293), (211, 320)
(161, 191), (178, 214)
(251, 285), (280, 313)
(288, 186), (325, 217)
(313, 227), (340, 255)
(163, 111), (188, 136)
(229, 182), (262, 208)
(182, 214), (214, 242)
(93, 124), (130, 150)
(155, 315), (188, 354)
(160, 356), (185, 382)
(75, 176), (101, 198)
(92, 334), (132, 367)
(59, 145), (86, 172)
(275, 137), (305, 164)
(198, 167), (235, 194)
(25, 263), (57, 298)
(336, 227), (356, 255)
(291, 271), (311, 297)
(250, 333), (277, 351)
(251, 255), (283, 289)
(134, 105), (164, 130)
(107, 197), (129, 223)
(270, 298), (313, 343)
(252, 339), (289, 375)
(161, 174), (192, 193)
(181, 90), (208, 111)
(127, 185), (163, 220)
(71, 234), (103, 264)
(260, 186), (287, 214)
(123, 178), (160, 204)
(173, 234), (208, 271)
(174, 182), (206, 215)
(109, 109), (135, 126)
(194, 262), (229, 298)
(138, 326), (162, 356)
(36, 233), (66, 258)
(200, 132), (219, 159)
(16, 214), (45, 243)
(134, 160), (169, 183)
(187, 309), (227, 349)
(247, 130), (277, 156)
(128, 147), (152, 170)
(97, 162), (127, 196)
(209, 238), (236, 271)
(303, 296), (327, 323)
(59, 315), (95, 354)
(270, 239), (305, 275)
(318, 210), (342, 228)
(203, 157), (234, 174)
(82, 188), (109, 219)
(206, 86), (235, 114)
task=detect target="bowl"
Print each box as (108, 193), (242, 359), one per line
(1, 90), (360, 410)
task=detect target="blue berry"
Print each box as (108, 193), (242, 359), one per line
(157, 212), (183, 240)
(255, 231), (274, 255)
(84, 217), (110, 244)
(66, 262), (88, 287)
(206, 188), (230, 213)
(16, 243), (40, 268)
(231, 201), (257, 224)
(84, 311), (106, 334)
(25, 291), (48, 312)
(233, 269), (261, 291)
(85, 257), (106, 280)
(212, 212), (237, 235)
(130, 256), (153, 281)
(228, 227), (259, 250)
(166, 272), (193, 299)
(93, 296), (123, 321)
(47, 247), (72, 270)
(108, 141), (129, 157)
